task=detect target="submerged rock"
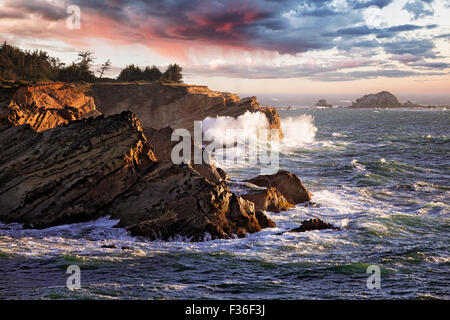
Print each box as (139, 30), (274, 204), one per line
(288, 218), (336, 232)
(245, 170), (311, 204)
(242, 187), (294, 213)
(350, 91), (403, 108)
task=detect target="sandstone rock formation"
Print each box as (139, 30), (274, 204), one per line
(242, 187), (294, 213)
(0, 83), (100, 132)
(245, 170), (311, 204)
(111, 161), (269, 241)
(88, 82), (283, 138)
(350, 91), (403, 108)
(1, 82), (283, 137)
(145, 126), (228, 185)
(0, 111), (274, 240)
(288, 218), (337, 232)
(315, 99), (332, 108)
(0, 112), (156, 228)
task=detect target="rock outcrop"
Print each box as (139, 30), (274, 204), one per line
(1, 82), (283, 137)
(0, 111), (274, 240)
(111, 161), (269, 241)
(145, 126), (228, 185)
(0, 112), (157, 228)
(350, 91), (403, 108)
(88, 82), (283, 138)
(0, 83), (100, 132)
(245, 170), (311, 204)
(288, 218), (337, 232)
(242, 187), (294, 213)
(315, 99), (332, 108)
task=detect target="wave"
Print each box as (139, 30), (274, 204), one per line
(202, 111), (270, 145)
(281, 114), (318, 147)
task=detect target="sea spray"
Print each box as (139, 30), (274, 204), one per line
(281, 114), (318, 147)
(202, 111), (270, 145)
(201, 111), (279, 174)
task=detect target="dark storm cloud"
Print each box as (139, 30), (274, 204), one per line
(2, 0), (442, 56)
(5, 0), (67, 21)
(1, 0), (447, 81)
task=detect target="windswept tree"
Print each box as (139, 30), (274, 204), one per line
(97, 59), (112, 79)
(162, 63), (183, 83)
(57, 50), (96, 82)
(76, 50), (95, 68)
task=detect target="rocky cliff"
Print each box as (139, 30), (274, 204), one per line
(0, 82), (283, 137)
(0, 111), (274, 240)
(88, 82), (283, 138)
(0, 83), (101, 132)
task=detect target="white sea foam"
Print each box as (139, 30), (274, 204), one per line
(202, 111), (270, 145)
(281, 114), (318, 147)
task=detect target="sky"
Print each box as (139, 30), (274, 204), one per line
(0, 0), (449, 96)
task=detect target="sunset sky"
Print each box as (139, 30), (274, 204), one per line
(1, 0), (449, 95)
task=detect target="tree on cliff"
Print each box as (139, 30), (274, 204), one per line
(162, 64), (183, 83)
(97, 59), (112, 79)
(143, 65), (162, 81)
(0, 42), (55, 80)
(117, 64), (163, 82)
(57, 50), (96, 82)
(117, 64), (142, 81)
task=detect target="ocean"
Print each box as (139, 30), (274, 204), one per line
(0, 107), (449, 299)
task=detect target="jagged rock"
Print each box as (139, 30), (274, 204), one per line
(315, 99), (332, 108)
(288, 218), (336, 232)
(0, 111), (274, 240)
(0, 83), (101, 132)
(111, 162), (272, 241)
(88, 82), (283, 138)
(145, 126), (228, 184)
(245, 170), (311, 204)
(350, 91), (403, 108)
(255, 211), (277, 228)
(0, 111), (157, 228)
(242, 187), (294, 213)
